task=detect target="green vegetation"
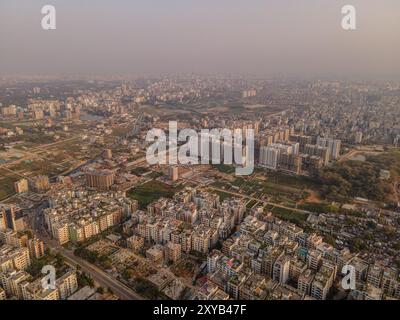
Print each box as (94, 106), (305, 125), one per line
(77, 272), (95, 288)
(74, 247), (98, 263)
(318, 151), (400, 203)
(26, 253), (66, 279)
(122, 267), (136, 281)
(130, 167), (150, 176)
(74, 247), (112, 269)
(213, 164), (235, 174)
(127, 180), (182, 209)
(132, 277), (166, 300)
(268, 171), (318, 189)
(348, 238), (368, 252)
(214, 190), (232, 202)
(149, 171), (163, 179)
(233, 177), (308, 203)
(270, 206), (308, 226)
(318, 160), (392, 202)
(298, 202), (339, 214)
(0, 169), (18, 200)
(367, 151), (400, 176)
(8, 159), (68, 177)
(246, 199), (258, 208)
(211, 181), (231, 189)
(171, 260), (196, 278)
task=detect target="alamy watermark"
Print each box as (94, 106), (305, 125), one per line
(41, 4), (356, 31)
(41, 5), (56, 30)
(146, 121), (254, 176)
(341, 5), (357, 31)
(41, 265), (56, 290)
(341, 264), (356, 290)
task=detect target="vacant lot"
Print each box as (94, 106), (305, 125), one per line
(0, 169), (20, 200)
(127, 180), (182, 208)
(269, 206), (308, 226)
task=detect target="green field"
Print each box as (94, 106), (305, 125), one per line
(0, 169), (19, 200)
(213, 164), (236, 174)
(131, 167), (150, 176)
(127, 180), (182, 209)
(214, 190), (233, 202)
(233, 177), (308, 202)
(270, 206), (308, 226)
(267, 172), (318, 189)
(298, 202), (338, 214)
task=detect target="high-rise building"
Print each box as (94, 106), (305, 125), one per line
(22, 278), (60, 300)
(31, 175), (50, 193)
(0, 212), (6, 231)
(273, 255), (290, 284)
(27, 238), (45, 259)
(0, 246), (31, 271)
(259, 143), (298, 172)
(259, 146), (279, 169)
(103, 149), (112, 160)
(299, 136), (313, 153)
(56, 270), (78, 300)
(169, 166), (179, 181)
(1, 105), (17, 117)
(298, 269), (315, 296)
(85, 169), (115, 190)
(304, 144), (329, 165)
(0, 205), (24, 232)
(165, 242), (182, 263)
(0, 270), (30, 299)
(355, 131), (363, 144)
(33, 109), (44, 120)
(0, 287), (6, 300)
(14, 179), (29, 194)
(316, 137), (341, 160)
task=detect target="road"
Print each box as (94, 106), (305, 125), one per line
(59, 247), (144, 300)
(32, 204), (145, 300)
(338, 149), (359, 163)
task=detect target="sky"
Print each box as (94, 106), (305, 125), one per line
(0, 0), (399, 78)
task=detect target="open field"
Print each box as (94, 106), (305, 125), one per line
(266, 205), (308, 226)
(127, 180), (183, 209)
(0, 169), (19, 200)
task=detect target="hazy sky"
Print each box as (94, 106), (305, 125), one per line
(1, 0), (399, 78)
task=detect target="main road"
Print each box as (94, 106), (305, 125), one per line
(33, 206), (144, 300)
(59, 247), (144, 300)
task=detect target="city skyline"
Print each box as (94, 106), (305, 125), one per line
(1, 0), (400, 306)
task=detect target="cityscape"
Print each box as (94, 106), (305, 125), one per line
(1, 0), (400, 306)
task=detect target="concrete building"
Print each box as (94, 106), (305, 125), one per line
(273, 255), (291, 284)
(14, 179), (29, 194)
(56, 270), (78, 300)
(0, 205), (25, 232)
(27, 238), (45, 260)
(165, 242), (182, 263)
(85, 169), (115, 190)
(31, 175), (50, 193)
